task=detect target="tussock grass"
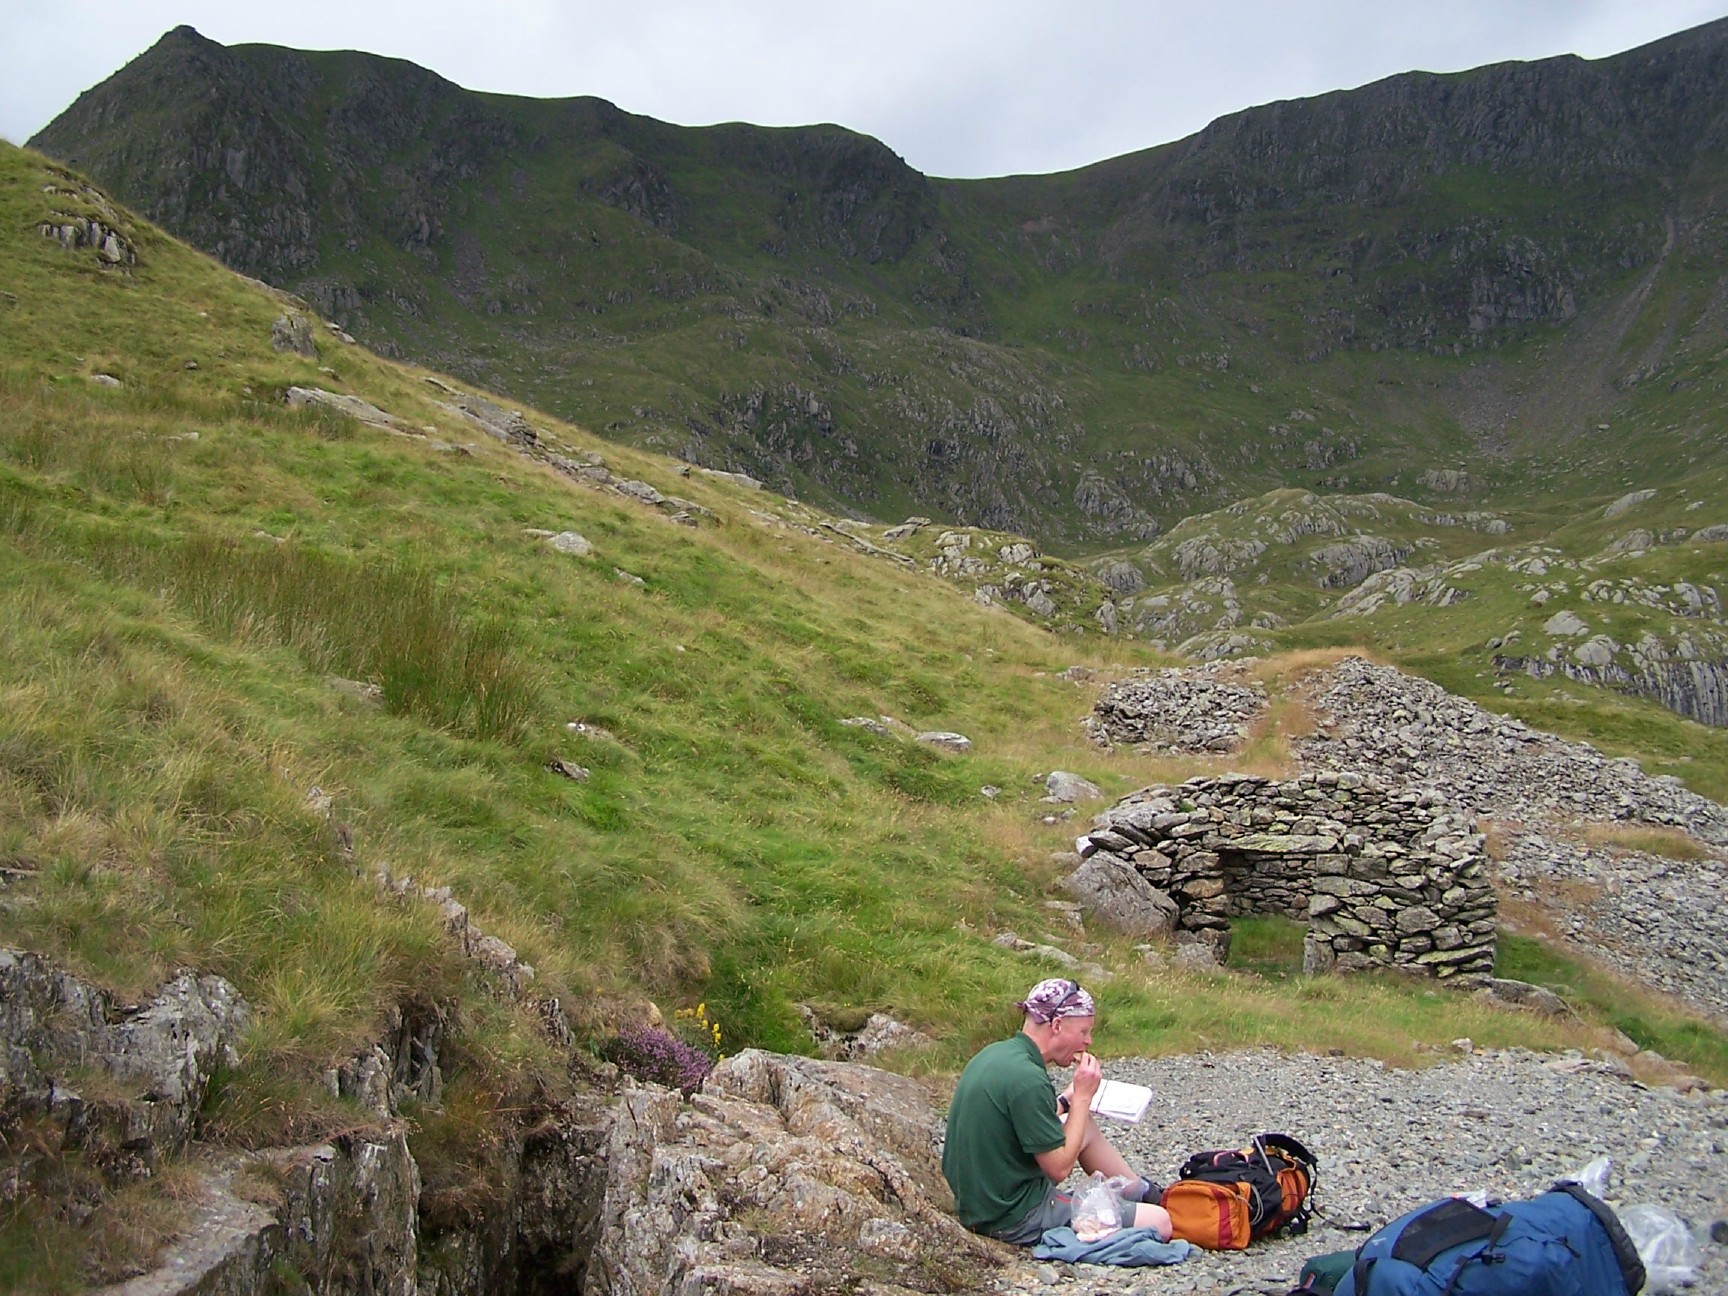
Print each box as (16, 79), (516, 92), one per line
(1573, 823), (1718, 862)
(1497, 932), (1728, 1087)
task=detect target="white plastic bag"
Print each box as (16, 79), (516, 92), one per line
(1070, 1171), (1123, 1241)
(1620, 1202), (1702, 1294)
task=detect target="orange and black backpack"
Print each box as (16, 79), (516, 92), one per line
(1161, 1132), (1317, 1250)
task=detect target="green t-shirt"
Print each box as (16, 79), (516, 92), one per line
(941, 1032), (1066, 1234)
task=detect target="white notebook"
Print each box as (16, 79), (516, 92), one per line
(1088, 1079), (1153, 1123)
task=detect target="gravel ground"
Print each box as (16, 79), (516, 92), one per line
(997, 1048), (1727, 1295)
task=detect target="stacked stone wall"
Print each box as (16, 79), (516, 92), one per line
(1078, 771), (1496, 978)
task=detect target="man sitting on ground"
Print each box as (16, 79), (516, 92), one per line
(942, 978), (1172, 1245)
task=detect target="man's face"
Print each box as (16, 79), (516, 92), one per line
(1050, 1013), (1095, 1064)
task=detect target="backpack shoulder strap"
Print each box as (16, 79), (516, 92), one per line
(1260, 1131), (1318, 1169)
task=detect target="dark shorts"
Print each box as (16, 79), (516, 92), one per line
(990, 1182), (1141, 1246)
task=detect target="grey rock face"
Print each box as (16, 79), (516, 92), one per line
(0, 949), (250, 1171)
(1309, 535), (1412, 588)
(585, 1053), (997, 1296)
(915, 730), (972, 753)
(1093, 559), (1146, 596)
(1500, 643), (1728, 729)
(100, 1134), (421, 1296)
(270, 312), (317, 357)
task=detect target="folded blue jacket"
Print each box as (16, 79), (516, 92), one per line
(1033, 1226), (1196, 1267)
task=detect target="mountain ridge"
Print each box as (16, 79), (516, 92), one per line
(29, 20), (1728, 548)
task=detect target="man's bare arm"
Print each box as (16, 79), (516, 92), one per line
(1033, 1052), (1100, 1181)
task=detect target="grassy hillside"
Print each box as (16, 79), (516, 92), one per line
(5, 141), (1728, 1288)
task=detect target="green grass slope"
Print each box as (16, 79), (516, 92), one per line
(5, 142), (1728, 1287)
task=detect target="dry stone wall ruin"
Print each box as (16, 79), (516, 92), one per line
(1077, 772), (1496, 978)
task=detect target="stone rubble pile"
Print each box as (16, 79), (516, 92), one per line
(1076, 773), (1495, 978)
(1297, 657), (1728, 845)
(1087, 663), (1266, 752)
(1496, 829), (1728, 1027)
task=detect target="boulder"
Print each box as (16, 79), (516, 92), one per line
(1044, 770), (1104, 803)
(915, 731), (972, 753)
(546, 530), (594, 557)
(1602, 489), (1657, 519)
(1478, 978), (1572, 1016)
(1061, 853), (1179, 938)
(285, 386), (397, 428)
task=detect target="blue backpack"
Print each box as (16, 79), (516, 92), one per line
(1332, 1183), (1645, 1296)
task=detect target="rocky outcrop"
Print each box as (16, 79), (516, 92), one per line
(286, 385), (400, 428)
(1496, 625), (1728, 728)
(0, 950), (249, 1179)
(587, 1052), (999, 1296)
(40, 213), (137, 268)
(1308, 535), (1412, 588)
(1077, 773), (1495, 978)
(8, 939), (987, 1296)
(271, 313), (317, 357)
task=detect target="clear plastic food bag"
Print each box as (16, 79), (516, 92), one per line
(1620, 1202), (1702, 1294)
(1563, 1154), (1613, 1199)
(1071, 1171), (1124, 1242)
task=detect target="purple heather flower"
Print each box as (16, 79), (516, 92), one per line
(602, 1023), (714, 1093)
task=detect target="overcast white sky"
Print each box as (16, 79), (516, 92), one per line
(4, 2), (1726, 178)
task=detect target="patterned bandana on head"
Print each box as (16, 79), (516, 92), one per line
(1017, 977), (1095, 1024)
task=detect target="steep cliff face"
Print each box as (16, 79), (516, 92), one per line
(32, 21), (1728, 545)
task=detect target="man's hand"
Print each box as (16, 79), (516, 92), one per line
(1071, 1051), (1102, 1105)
